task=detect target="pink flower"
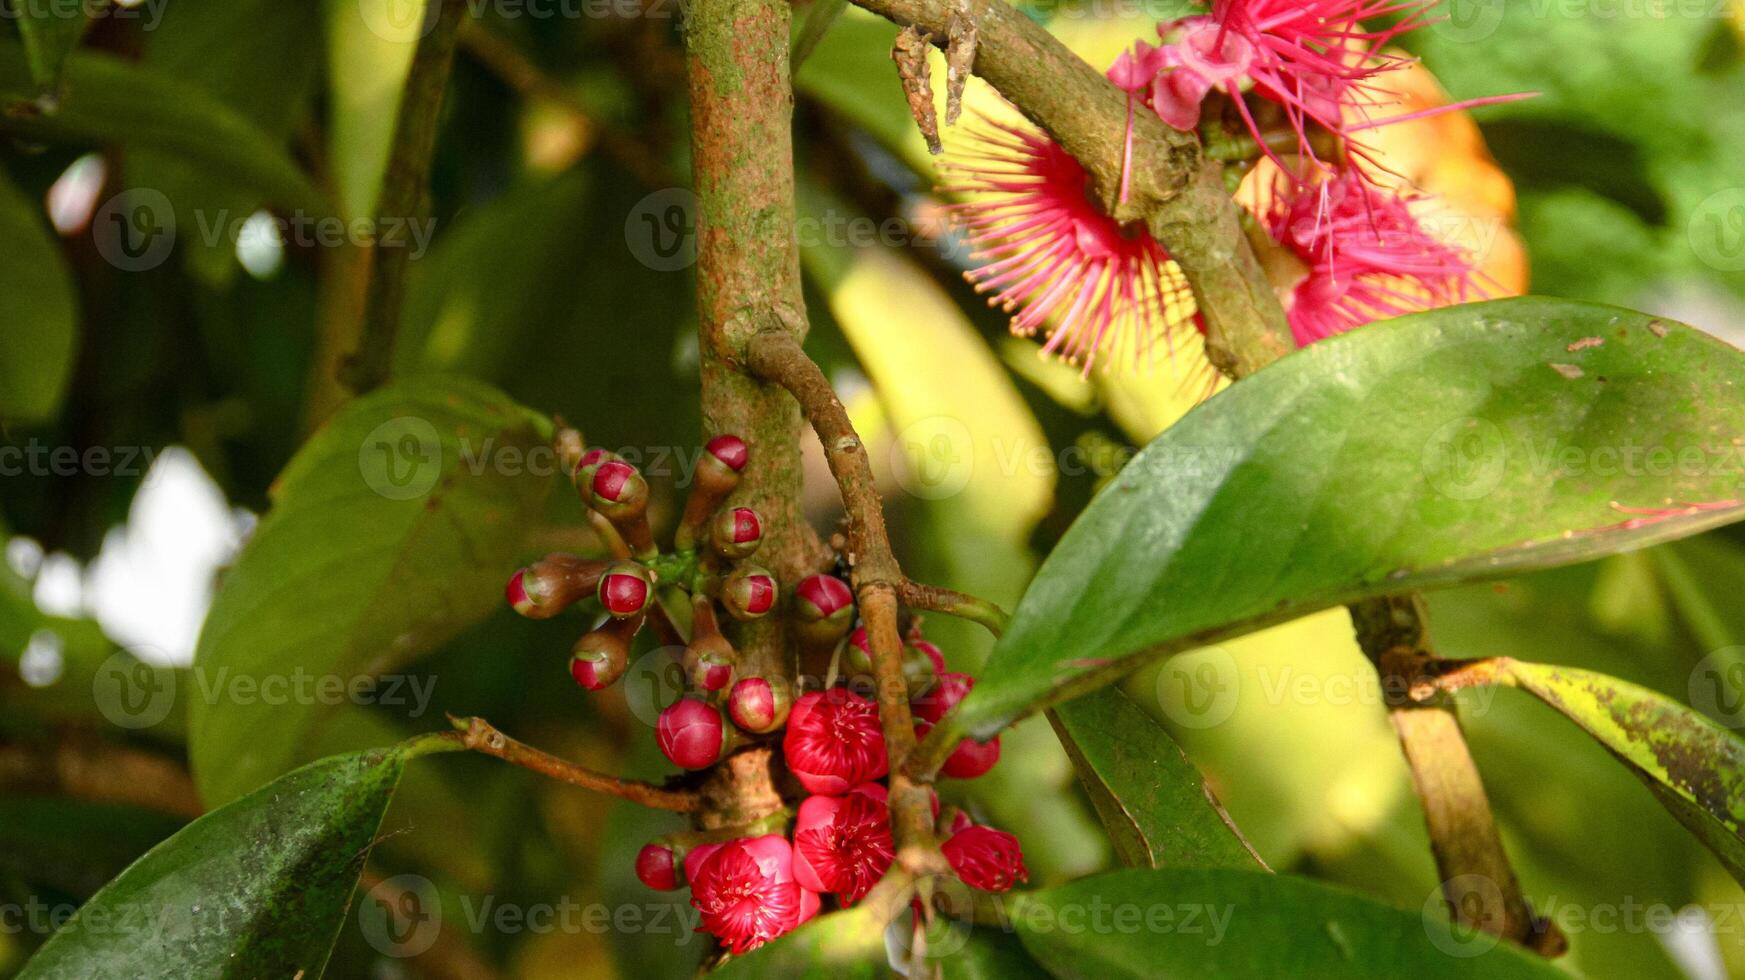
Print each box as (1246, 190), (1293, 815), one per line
(782, 690), (889, 794)
(1110, 2), (1522, 183)
(687, 835), (821, 955)
(792, 783), (896, 904)
(1254, 169), (1484, 344)
(942, 825), (1029, 893)
(939, 118), (1204, 374)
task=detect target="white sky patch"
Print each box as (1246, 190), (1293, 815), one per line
(83, 447), (249, 666)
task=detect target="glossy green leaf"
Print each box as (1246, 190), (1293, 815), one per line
(1010, 869), (1569, 979)
(959, 299), (1745, 738)
(9, 0), (99, 96)
(16, 741), (435, 978)
(189, 377), (553, 806)
(1049, 687), (1264, 872)
(0, 41), (328, 216)
(0, 172), (78, 425)
(710, 902), (889, 979)
(1498, 659), (1745, 886)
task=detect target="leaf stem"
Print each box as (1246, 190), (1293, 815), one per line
(898, 580), (1009, 637)
(1351, 597), (1565, 956)
(447, 716), (701, 812)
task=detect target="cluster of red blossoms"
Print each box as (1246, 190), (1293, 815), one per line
(946, 0), (1525, 362)
(508, 435), (1026, 956)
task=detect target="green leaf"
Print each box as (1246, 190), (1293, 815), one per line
(1049, 687), (1263, 872)
(942, 929), (1051, 979)
(1010, 869), (1569, 979)
(127, 0), (323, 278)
(791, 0), (850, 68)
(0, 171), (77, 425)
(9, 0), (100, 97)
(189, 377), (553, 806)
(1497, 659), (1745, 886)
(0, 798), (185, 898)
(0, 41), (329, 216)
(16, 741), (437, 978)
(709, 902), (889, 979)
(958, 298), (1745, 738)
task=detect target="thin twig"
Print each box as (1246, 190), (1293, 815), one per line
(449, 716), (700, 812)
(458, 22), (674, 186)
(898, 580), (1009, 637)
(744, 329), (941, 859)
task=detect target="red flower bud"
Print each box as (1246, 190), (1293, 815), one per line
(902, 643), (938, 697)
(592, 460), (650, 516)
(692, 650), (735, 693)
(940, 731), (1000, 779)
(704, 434), (749, 474)
(710, 506), (763, 560)
(915, 716), (1000, 780)
(635, 842), (680, 891)
(942, 825), (1028, 893)
(793, 574), (855, 644)
(686, 835), (818, 955)
(939, 806), (974, 836)
(911, 640), (946, 673)
(783, 689), (888, 794)
(657, 698), (727, 769)
(598, 561), (653, 618)
(570, 617), (639, 690)
(572, 448), (616, 492)
(685, 597), (738, 692)
(912, 671), (973, 724)
(506, 554), (606, 619)
(720, 565), (777, 621)
(792, 783), (895, 904)
(728, 676), (791, 733)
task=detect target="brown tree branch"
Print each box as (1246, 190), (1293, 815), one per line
(0, 737), (203, 819)
(449, 716), (701, 812)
